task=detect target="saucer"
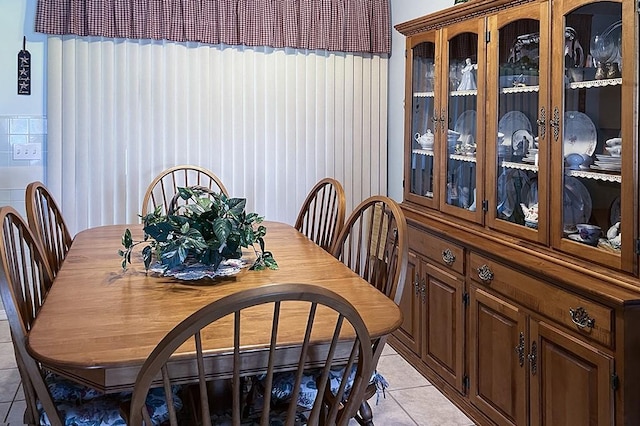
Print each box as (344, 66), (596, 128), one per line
(567, 233), (598, 246)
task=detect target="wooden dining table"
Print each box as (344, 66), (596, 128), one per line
(27, 221), (403, 393)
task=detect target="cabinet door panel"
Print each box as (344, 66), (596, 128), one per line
(530, 320), (614, 426)
(469, 286), (527, 426)
(405, 31), (441, 209)
(485, 1), (550, 244)
(423, 263), (464, 391)
(551, 0), (630, 272)
(439, 20), (485, 224)
(394, 251), (422, 355)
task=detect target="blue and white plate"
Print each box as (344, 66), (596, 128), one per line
(149, 258), (248, 281)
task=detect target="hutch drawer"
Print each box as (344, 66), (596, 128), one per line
(469, 252), (613, 348)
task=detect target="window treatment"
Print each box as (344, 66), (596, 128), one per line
(35, 0), (391, 54)
(45, 37), (388, 234)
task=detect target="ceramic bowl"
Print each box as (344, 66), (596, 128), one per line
(565, 153), (585, 169)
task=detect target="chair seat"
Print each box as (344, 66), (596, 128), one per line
(40, 373), (182, 426)
(266, 367), (386, 410)
(210, 408), (309, 426)
(40, 396), (127, 426)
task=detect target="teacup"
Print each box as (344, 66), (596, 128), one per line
(605, 145), (621, 156)
(576, 224), (601, 245)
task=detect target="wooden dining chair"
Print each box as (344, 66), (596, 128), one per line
(141, 165), (229, 216)
(0, 207), (124, 426)
(128, 283), (374, 426)
(294, 178), (346, 252)
(1, 207), (181, 426)
(329, 195), (409, 426)
(25, 181), (73, 277)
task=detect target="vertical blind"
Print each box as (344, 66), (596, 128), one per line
(46, 36), (388, 234)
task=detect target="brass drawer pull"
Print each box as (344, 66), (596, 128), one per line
(442, 248), (456, 265)
(569, 307), (596, 329)
(477, 264), (494, 283)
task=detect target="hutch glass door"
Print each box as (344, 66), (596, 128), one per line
(553, 0), (628, 270)
(486, 2), (549, 243)
(408, 38), (438, 207)
(442, 28), (481, 221)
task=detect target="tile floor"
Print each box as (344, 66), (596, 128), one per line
(0, 307), (475, 425)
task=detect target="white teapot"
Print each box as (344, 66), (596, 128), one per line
(415, 129), (435, 149)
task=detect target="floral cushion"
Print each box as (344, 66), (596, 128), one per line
(210, 408), (308, 426)
(45, 372), (106, 403)
(40, 373), (182, 426)
(263, 365), (378, 410)
(40, 396), (127, 426)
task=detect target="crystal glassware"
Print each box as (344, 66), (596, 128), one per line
(590, 34), (615, 66)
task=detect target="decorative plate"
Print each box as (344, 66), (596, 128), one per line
(512, 129), (534, 156)
(498, 111), (532, 148)
(497, 169), (531, 218)
(564, 111), (597, 156)
(563, 176), (592, 228)
(149, 258), (248, 281)
(609, 196), (621, 227)
(454, 110), (477, 138)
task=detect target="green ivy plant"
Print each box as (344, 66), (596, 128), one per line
(119, 186), (278, 273)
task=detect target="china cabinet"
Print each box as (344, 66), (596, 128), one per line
(391, 0), (639, 424)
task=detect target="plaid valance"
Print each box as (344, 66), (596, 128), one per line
(35, 0), (391, 54)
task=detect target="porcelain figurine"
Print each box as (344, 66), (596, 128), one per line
(457, 58), (478, 91)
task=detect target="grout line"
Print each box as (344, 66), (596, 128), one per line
(384, 391), (420, 426)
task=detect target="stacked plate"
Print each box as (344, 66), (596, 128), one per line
(592, 154), (621, 171)
(522, 147), (538, 164)
(591, 137), (622, 171)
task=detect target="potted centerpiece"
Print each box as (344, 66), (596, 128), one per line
(119, 186), (277, 279)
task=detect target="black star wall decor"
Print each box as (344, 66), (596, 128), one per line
(18, 36), (31, 95)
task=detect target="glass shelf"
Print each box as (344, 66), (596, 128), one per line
(450, 89), (478, 97)
(450, 154), (477, 163)
(566, 169), (621, 183)
(414, 91), (436, 98)
(567, 77), (622, 90)
(501, 161), (538, 172)
(501, 85), (540, 94)
(413, 149), (435, 156)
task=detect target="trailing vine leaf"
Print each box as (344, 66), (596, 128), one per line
(118, 185), (277, 274)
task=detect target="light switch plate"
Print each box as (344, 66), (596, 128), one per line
(13, 143), (42, 160)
